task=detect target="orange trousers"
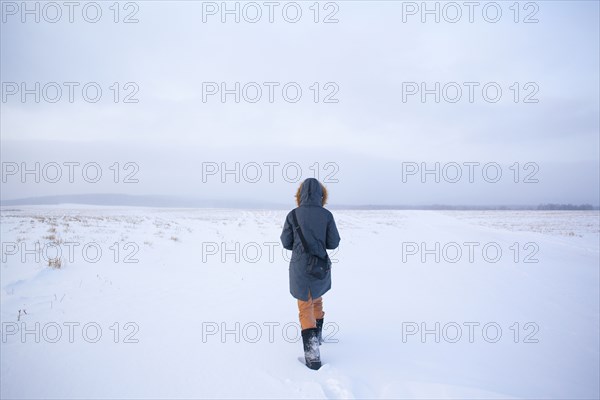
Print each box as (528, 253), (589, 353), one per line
(297, 293), (324, 330)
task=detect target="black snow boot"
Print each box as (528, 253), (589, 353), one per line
(316, 318), (324, 345)
(301, 328), (321, 370)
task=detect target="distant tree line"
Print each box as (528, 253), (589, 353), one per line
(332, 204), (599, 210)
(537, 203), (595, 210)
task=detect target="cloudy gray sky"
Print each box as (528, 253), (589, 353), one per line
(1, 1), (598, 206)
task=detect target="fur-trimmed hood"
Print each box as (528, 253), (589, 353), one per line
(295, 178), (328, 207)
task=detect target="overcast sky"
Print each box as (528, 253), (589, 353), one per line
(1, 1), (598, 206)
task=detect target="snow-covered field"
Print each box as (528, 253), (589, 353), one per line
(1, 206), (599, 399)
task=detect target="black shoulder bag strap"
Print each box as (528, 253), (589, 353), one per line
(291, 209), (310, 253)
(291, 209), (331, 280)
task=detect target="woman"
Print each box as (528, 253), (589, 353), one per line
(280, 178), (341, 370)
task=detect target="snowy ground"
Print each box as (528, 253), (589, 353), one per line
(1, 206), (599, 399)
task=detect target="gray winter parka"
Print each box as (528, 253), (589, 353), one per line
(280, 178), (341, 301)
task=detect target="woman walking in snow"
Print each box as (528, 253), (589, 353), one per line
(280, 178), (341, 370)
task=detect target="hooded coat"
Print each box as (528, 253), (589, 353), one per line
(280, 178), (341, 301)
